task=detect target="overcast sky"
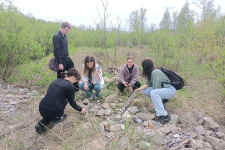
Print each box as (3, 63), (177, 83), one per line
(13, 0), (225, 28)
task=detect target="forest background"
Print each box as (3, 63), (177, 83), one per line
(0, 0), (225, 124)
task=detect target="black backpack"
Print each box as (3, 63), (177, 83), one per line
(159, 67), (184, 90)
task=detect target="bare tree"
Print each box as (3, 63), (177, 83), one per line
(96, 0), (111, 73)
(113, 16), (122, 75)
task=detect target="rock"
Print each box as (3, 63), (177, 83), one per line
(206, 135), (225, 150)
(105, 109), (112, 116)
(203, 117), (220, 131)
(215, 131), (225, 138)
(110, 103), (116, 109)
(104, 94), (118, 103)
(82, 99), (90, 105)
(203, 142), (213, 149)
(152, 130), (164, 145)
(104, 132), (115, 138)
(190, 139), (203, 149)
(170, 114), (179, 124)
(104, 124), (110, 132)
(122, 114), (132, 123)
(133, 117), (143, 123)
(96, 109), (105, 116)
(101, 103), (111, 109)
(136, 113), (154, 121)
(98, 123), (105, 133)
(143, 121), (148, 127)
(173, 134), (180, 138)
(121, 124), (125, 130)
(184, 112), (198, 125)
(30, 90), (38, 95)
(117, 136), (129, 149)
(127, 107), (139, 114)
(160, 126), (170, 135)
(110, 124), (122, 132)
(195, 125), (205, 135)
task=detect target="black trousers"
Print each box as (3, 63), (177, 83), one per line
(57, 57), (79, 92)
(117, 81), (141, 92)
(39, 111), (63, 126)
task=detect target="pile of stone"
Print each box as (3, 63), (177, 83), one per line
(78, 93), (225, 150)
(0, 83), (38, 114)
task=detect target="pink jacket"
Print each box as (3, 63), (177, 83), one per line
(118, 64), (139, 87)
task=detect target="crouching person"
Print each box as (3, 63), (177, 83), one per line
(80, 56), (104, 100)
(136, 59), (176, 125)
(35, 68), (86, 134)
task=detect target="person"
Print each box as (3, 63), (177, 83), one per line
(118, 56), (141, 94)
(53, 21), (79, 91)
(136, 59), (176, 125)
(35, 68), (86, 134)
(80, 56), (104, 100)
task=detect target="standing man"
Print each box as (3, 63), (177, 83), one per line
(53, 22), (79, 91)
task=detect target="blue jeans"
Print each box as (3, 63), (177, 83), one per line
(142, 86), (176, 116)
(80, 82), (103, 98)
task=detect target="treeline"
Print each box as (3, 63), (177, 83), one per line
(0, 0), (225, 93)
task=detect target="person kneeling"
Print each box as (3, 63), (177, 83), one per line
(35, 68), (85, 134)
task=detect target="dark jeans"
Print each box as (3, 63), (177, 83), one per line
(56, 57), (79, 92)
(117, 81), (141, 92)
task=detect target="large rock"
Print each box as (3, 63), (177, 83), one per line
(203, 117), (220, 131)
(136, 113), (154, 121)
(206, 135), (225, 150)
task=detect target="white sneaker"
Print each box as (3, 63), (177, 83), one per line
(88, 93), (94, 100)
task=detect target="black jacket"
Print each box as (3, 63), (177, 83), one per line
(53, 31), (69, 64)
(39, 78), (82, 115)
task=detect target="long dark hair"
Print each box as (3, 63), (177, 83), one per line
(60, 68), (81, 80)
(83, 56), (96, 77)
(142, 59), (154, 79)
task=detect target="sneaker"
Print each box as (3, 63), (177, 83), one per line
(93, 95), (100, 100)
(162, 99), (169, 104)
(35, 123), (46, 134)
(53, 114), (68, 125)
(88, 93), (94, 100)
(156, 115), (171, 125)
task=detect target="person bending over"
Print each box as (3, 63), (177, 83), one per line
(35, 68), (85, 134)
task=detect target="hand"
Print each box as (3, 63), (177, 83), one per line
(81, 108), (86, 114)
(59, 64), (64, 70)
(123, 82), (128, 87)
(129, 86), (133, 93)
(84, 83), (89, 91)
(97, 69), (101, 75)
(135, 88), (142, 92)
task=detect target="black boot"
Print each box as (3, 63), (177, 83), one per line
(35, 123), (46, 134)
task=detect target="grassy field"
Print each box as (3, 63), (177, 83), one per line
(0, 47), (224, 149)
